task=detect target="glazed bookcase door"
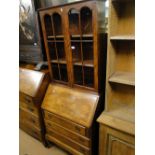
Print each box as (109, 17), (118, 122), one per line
(42, 10), (69, 84)
(68, 5), (96, 90)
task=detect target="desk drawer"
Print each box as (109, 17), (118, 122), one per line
(44, 111), (86, 136)
(19, 108), (40, 128)
(20, 93), (34, 106)
(20, 121), (42, 141)
(46, 131), (90, 155)
(20, 101), (39, 115)
(45, 120), (90, 147)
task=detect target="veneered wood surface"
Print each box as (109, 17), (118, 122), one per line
(19, 68), (45, 97)
(97, 105), (135, 135)
(42, 84), (99, 127)
(44, 111), (86, 136)
(98, 125), (135, 155)
(45, 120), (90, 147)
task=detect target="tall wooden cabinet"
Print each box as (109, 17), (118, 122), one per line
(39, 0), (107, 154)
(97, 0), (135, 155)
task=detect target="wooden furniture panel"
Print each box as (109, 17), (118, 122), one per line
(20, 101), (39, 115)
(42, 84), (99, 128)
(110, 1), (135, 36)
(46, 132), (90, 155)
(20, 121), (42, 141)
(98, 125), (134, 155)
(44, 111), (86, 136)
(19, 68), (49, 144)
(19, 107), (40, 128)
(45, 120), (90, 147)
(19, 93), (34, 106)
(42, 83), (101, 154)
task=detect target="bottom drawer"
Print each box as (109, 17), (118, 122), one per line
(20, 122), (42, 141)
(46, 130), (90, 155)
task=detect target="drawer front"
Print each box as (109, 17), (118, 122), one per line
(19, 108), (40, 128)
(20, 101), (39, 115)
(45, 120), (90, 147)
(44, 111), (86, 136)
(46, 131), (90, 155)
(20, 121), (42, 141)
(20, 93), (34, 106)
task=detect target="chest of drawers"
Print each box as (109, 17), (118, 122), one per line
(42, 84), (102, 154)
(19, 68), (49, 144)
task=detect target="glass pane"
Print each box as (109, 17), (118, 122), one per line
(74, 66), (83, 85)
(84, 67), (94, 87)
(51, 63), (60, 80)
(53, 13), (63, 35)
(68, 9), (80, 35)
(48, 42), (57, 60)
(60, 64), (68, 82)
(56, 42), (66, 60)
(81, 7), (92, 34)
(82, 42), (93, 61)
(71, 42), (81, 62)
(44, 14), (53, 36)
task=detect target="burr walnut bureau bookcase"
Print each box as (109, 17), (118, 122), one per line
(39, 0), (107, 154)
(97, 0), (135, 155)
(19, 68), (49, 144)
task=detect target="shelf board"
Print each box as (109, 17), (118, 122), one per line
(71, 40), (93, 42)
(55, 35), (64, 38)
(110, 35), (135, 41)
(71, 34), (93, 38)
(51, 59), (67, 64)
(47, 35), (64, 40)
(71, 34), (80, 38)
(112, 0), (134, 2)
(47, 40), (64, 43)
(47, 36), (55, 39)
(82, 34), (93, 37)
(97, 105), (135, 135)
(109, 72), (135, 86)
(73, 60), (94, 67)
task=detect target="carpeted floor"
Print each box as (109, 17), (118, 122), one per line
(19, 129), (70, 155)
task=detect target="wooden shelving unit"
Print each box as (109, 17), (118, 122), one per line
(39, 0), (107, 92)
(109, 72), (135, 86)
(97, 0), (135, 154)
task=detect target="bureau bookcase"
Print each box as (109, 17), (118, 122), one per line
(39, 0), (107, 154)
(97, 0), (135, 155)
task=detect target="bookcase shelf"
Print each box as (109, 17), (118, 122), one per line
(51, 59), (67, 64)
(110, 35), (135, 41)
(73, 60), (94, 67)
(109, 72), (135, 86)
(39, 0), (107, 91)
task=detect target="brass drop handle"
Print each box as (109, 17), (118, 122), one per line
(48, 114), (52, 119)
(30, 118), (35, 124)
(33, 131), (38, 136)
(25, 96), (31, 103)
(27, 106), (34, 112)
(79, 137), (85, 142)
(79, 147), (86, 153)
(75, 126), (81, 132)
(47, 122), (52, 127)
